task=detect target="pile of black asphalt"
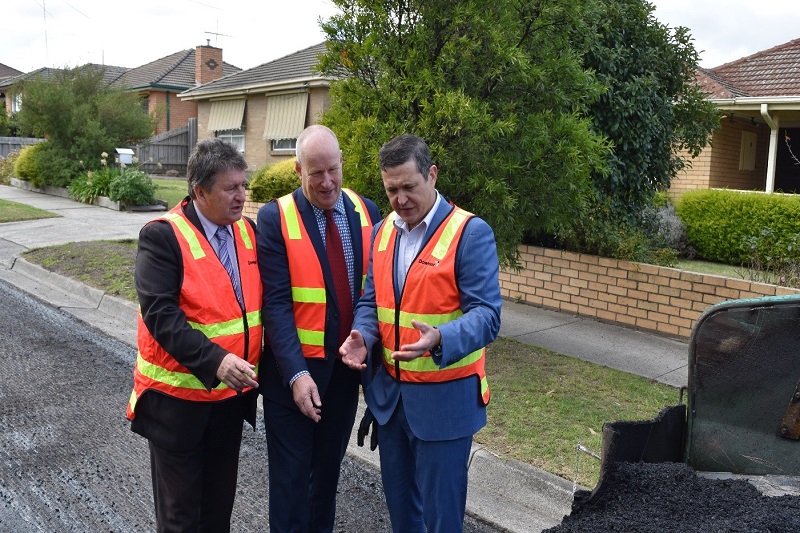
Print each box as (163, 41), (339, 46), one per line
(545, 461), (800, 532)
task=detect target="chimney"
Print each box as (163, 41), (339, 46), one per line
(196, 43), (223, 85)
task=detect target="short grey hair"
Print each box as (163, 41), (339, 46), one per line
(187, 138), (248, 198)
(378, 134), (432, 179)
(295, 125), (340, 167)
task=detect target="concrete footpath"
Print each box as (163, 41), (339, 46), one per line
(0, 184), (689, 532)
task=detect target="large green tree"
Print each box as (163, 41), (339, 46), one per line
(14, 65), (154, 187)
(317, 0), (611, 265)
(580, 0), (718, 214)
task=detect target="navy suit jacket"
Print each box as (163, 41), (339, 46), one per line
(354, 195), (502, 441)
(256, 188), (381, 409)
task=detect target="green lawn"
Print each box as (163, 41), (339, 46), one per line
(151, 177), (187, 210)
(0, 199), (59, 223)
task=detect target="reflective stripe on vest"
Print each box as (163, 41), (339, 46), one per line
(126, 201), (263, 419)
(277, 189), (373, 358)
(373, 206), (490, 405)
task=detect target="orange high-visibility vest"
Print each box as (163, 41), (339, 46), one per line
(277, 189), (373, 358)
(373, 207), (490, 405)
(126, 202), (263, 419)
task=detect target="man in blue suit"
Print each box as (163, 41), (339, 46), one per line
(256, 125), (381, 532)
(340, 134), (502, 532)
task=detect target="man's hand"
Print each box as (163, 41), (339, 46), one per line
(292, 374), (322, 422)
(216, 353), (258, 392)
(339, 330), (368, 370)
(391, 319), (441, 361)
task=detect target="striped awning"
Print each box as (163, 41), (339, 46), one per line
(207, 99), (246, 132)
(263, 92), (308, 140)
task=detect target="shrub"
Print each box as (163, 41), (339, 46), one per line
(739, 227), (800, 287)
(248, 158), (299, 203)
(108, 170), (157, 206)
(676, 189), (800, 264)
(13, 143), (45, 184)
(33, 142), (82, 188)
(547, 194), (677, 266)
(68, 167), (118, 204)
(0, 152), (20, 185)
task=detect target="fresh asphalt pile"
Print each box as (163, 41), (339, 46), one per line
(546, 461), (800, 532)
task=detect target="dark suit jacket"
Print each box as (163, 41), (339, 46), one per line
(354, 196), (502, 441)
(131, 198), (257, 451)
(256, 188), (381, 409)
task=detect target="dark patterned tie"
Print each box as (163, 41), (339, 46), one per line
(324, 209), (353, 346)
(215, 225), (243, 307)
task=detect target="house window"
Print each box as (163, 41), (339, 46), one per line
(263, 92), (308, 151)
(11, 93), (22, 113)
(217, 129), (245, 153)
(272, 138), (297, 152)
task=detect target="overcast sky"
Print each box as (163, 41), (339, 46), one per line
(5, 0), (800, 74)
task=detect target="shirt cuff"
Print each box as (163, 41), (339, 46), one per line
(289, 370), (309, 387)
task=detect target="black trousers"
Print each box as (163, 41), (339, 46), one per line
(148, 399), (246, 533)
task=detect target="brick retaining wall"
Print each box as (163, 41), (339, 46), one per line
(244, 198), (800, 342)
(503, 245), (800, 340)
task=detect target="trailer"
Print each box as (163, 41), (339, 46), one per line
(550, 294), (800, 531)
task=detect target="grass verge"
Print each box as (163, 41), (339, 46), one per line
(23, 240), (139, 301)
(20, 239), (681, 488)
(152, 177), (187, 210)
(0, 199), (60, 223)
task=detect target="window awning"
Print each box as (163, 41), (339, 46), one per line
(263, 92), (308, 140)
(207, 99), (246, 132)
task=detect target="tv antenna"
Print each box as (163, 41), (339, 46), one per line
(204, 31), (231, 46)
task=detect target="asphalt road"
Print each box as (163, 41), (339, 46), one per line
(0, 278), (501, 532)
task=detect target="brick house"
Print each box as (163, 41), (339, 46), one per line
(0, 44), (239, 136)
(1, 64), (129, 116)
(178, 42), (333, 171)
(111, 44), (241, 135)
(0, 63), (23, 115)
(670, 38), (800, 196)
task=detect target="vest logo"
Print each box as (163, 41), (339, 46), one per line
(417, 258), (440, 267)
(248, 260), (257, 265)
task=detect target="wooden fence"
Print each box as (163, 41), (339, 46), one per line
(0, 137), (43, 158)
(134, 122), (191, 175)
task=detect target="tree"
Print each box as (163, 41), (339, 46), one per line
(317, 0), (611, 265)
(579, 0), (718, 215)
(14, 65), (154, 187)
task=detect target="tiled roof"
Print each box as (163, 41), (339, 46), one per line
(0, 63), (23, 82)
(180, 42), (330, 98)
(112, 49), (241, 91)
(0, 64), (129, 90)
(698, 38), (800, 98)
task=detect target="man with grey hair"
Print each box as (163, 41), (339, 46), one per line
(128, 138), (263, 532)
(256, 125), (381, 532)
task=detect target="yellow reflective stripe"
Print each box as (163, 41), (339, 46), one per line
(137, 351), (227, 391)
(187, 310), (261, 338)
(279, 195), (302, 240)
(292, 286), (326, 303)
(432, 209), (469, 260)
(298, 327), (325, 347)
(376, 306), (462, 328)
(377, 213), (397, 252)
(383, 346), (483, 371)
(128, 388), (138, 411)
(234, 218), (253, 249)
(163, 212), (206, 259)
(480, 375), (489, 397)
(342, 188), (369, 227)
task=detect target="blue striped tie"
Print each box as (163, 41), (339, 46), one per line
(215, 225), (243, 307)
